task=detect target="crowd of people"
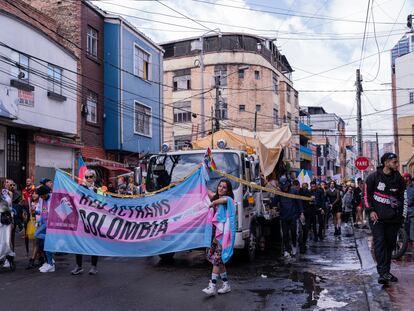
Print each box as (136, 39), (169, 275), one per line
(0, 170), (143, 275)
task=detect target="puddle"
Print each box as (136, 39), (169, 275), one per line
(316, 289), (348, 309)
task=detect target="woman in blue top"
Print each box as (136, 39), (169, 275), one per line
(203, 179), (234, 296)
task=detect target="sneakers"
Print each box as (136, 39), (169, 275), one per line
(217, 282), (231, 294)
(26, 258), (35, 270)
(39, 262), (48, 271)
(378, 274), (389, 285)
(3, 259), (10, 268)
(283, 251), (291, 258)
(71, 266), (84, 275)
(39, 264), (55, 273)
(202, 281), (217, 296)
(89, 266), (98, 275)
(385, 272), (398, 282)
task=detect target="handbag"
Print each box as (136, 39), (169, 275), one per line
(0, 211), (12, 225)
(26, 218), (36, 240)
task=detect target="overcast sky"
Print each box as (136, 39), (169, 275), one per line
(92, 0), (414, 146)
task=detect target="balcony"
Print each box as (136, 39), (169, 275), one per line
(299, 122), (312, 139)
(300, 145), (313, 161)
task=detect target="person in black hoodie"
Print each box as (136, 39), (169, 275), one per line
(364, 152), (405, 285)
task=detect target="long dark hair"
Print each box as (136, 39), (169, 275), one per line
(212, 179), (234, 201)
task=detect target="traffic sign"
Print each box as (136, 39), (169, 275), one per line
(355, 156), (370, 171)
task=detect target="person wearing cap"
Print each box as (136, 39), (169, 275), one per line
(364, 152), (405, 285)
(39, 178), (53, 190)
(71, 169), (99, 276)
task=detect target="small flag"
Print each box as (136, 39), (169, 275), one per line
(77, 156), (87, 184)
(204, 147), (217, 172)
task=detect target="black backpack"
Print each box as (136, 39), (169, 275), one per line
(0, 211), (12, 225)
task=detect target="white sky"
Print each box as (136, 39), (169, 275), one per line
(92, 0), (414, 146)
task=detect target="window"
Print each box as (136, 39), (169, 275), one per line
(217, 100), (228, 120)
(256, 105), (261, 112)
(294, 92), (299, 108)
(87, 26), (98, 58)
(273, 74), (278, 94)
(286, 85), (291, 103)
(173, 101), (191, 123)
(47, 64), (62, 95)
(238, 68), (245, 79)
(134, 45), (151, 80)
(239, 105), (245, 112)
(254, 70), (260, 80)
(412, 125), (414, 146)
(173, 75), (191, 91)
(11, 52), (29, 81)
(214, 65), (227, 87)
(134, 102), (151, 136)
(273, 108), (279, 125)
(286, 112), (292, 123)
(410, 92), (414, 105)
(86, 91), (97, 124)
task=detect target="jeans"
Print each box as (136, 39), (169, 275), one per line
(282, 219), (297, 252)
(370, 221), (400, 275)
(36, 238), (54, 265)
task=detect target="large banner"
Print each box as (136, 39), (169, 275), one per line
(45, 168), (212, 257)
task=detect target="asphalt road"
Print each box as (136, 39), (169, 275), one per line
(1, 225), (370, 311)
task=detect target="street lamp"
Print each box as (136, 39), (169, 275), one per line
(192, 28), (221, 137)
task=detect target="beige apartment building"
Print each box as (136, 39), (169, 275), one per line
(398, 116), (414, 172)
(160, 33), (300, 171)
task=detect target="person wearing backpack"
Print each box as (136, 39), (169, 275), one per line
(365, 153), (405, 285)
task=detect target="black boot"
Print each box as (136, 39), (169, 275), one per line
(338, 227), (342, 236)
(378, 274), (389, 285)
(334, 227), (338, 236)
(36, 257), (45, 267)
(6, 256), (15, 272)
(26, 258), (35, 270)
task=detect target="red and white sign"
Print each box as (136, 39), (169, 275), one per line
(355, 156), (370, 171)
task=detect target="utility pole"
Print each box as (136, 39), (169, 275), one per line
(200, 36), (205, 137)
(214, 76), (220, 132)
(211, 106), (214, 149)
(376, 132), (380, 165)
(356, 69), (363, 156)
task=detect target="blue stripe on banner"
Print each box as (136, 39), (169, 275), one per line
(45, 225), (212, 257)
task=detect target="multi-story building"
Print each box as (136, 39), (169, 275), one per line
(0, 0), (79, 186)
(362, 140), (379, 170)
(303, 106), (346, 179)
(382, 142), (394, 154)
(391, 31), (414, 158)
(160, 33), (300, 171)
(103, 15), (164, 164)
(394, 47), (414, 172)
(299, 109), (313, 177)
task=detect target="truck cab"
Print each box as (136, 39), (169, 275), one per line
(145, 148), (266, 261)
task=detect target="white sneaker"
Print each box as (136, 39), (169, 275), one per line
(291, 247), (297, 256)
(202, 281), (217, 296)
(40, 264), (55, 273)
(3, 259), (10, 268)
(39, 262), (48, 271)
(218, 282), (231, 294)
(283, 251), (290, 258)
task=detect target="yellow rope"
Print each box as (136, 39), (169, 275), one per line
(60, 165), (311, 201)
(59, 165), (201, 198)
(215, 170), (312, 201)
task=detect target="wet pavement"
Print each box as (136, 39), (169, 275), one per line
(1, 225), (373, 311)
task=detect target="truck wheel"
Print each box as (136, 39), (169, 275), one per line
(244, 231), (257, 262)
(159, 253), (175, 261)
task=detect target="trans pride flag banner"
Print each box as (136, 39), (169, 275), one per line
(45, 168), (212, 257)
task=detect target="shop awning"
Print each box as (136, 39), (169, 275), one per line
(101, 166), (131, 173)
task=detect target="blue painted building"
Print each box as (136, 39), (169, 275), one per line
(104, 16), (163, 158)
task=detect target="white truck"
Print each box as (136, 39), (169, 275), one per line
(141, 147), (277, 261)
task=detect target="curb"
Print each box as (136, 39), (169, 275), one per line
(353, 227), (395, 311)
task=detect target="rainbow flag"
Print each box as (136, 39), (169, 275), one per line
(204, 147), (217, 172)
(76, 156), (87, 185)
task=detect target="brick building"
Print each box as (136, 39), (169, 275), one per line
(160, 33), (300, 171)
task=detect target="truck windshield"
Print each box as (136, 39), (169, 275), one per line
(146, 152), (240, 192)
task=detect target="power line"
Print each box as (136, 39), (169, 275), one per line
(359, 0), (372, 70)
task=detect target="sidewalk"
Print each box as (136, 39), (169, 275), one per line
(355, 226), (414, 311)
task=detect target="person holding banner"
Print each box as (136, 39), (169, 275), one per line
(36, 185), (55, 273)
(71, 169), (99, 276)
(203, 179), (236, 296)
